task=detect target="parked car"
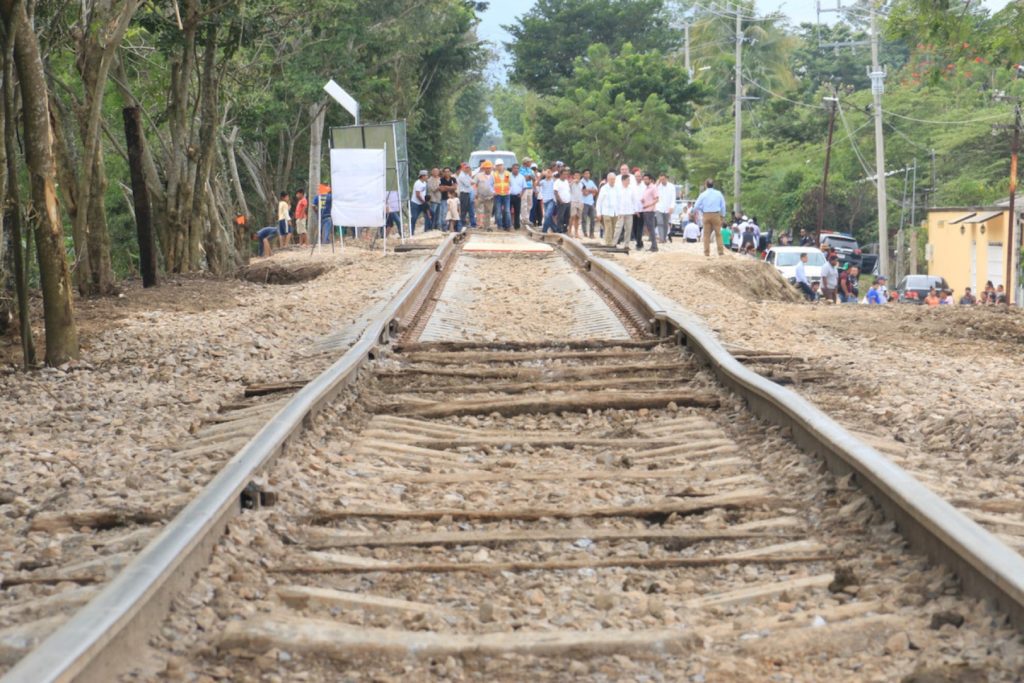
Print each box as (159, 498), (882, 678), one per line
(895, 274), (950, 303)
(764, 246), (826, 285)
(819, 231), (863, 269)
(468, 150), (517, 173)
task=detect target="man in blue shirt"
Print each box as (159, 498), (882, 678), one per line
(520, 158), (535, 226)
(866, 278), (887, 304)
(580, 169), (598, 238)
(311, 189), (333, 244)
(539, 167), (557, 233)
(693, 178), (727, 257)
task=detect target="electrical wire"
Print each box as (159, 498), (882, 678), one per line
(885, 110), (1010, 125)
(742, 75), (826, 109)
(836, 99), (876, 183)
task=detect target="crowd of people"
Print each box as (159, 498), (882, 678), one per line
(405, 160), (683, 253)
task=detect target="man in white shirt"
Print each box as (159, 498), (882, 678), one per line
(411, 169), (429, 235)
(597, 172), (618, 245)
(509, 164), (526, 229)
(631, 167), (644, 249)
(614, 173), (635, 246)
(683, 215), (701, 242)
(656, 174), (675, 244)
(553, 171), (572, 234)
(456, 163), (473, 230)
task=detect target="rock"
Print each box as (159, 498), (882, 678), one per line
(885, 631), (911, 654)
(930, 610), (965, 630)
(524, 589), (545, 606)
(594, 592), (616, 610)
(479, 600), (496, 623)
(829, 565), (859, 593)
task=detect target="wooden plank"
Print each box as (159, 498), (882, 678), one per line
(274, 552), (829, 576)
(220, 615), (701, 659)
(390, 390), (720, 419)
(722, 540), (826, 559)
(402, 349), (666, 364)
(350, 469), (760, 486)
(393, 338), (673, 353)
(376, 362), (694, 382)
(297, 526), (778, 550)
(29, 506), (172, 533)
(244, 380), (307, 397)
(309, 489), (775, 523)
(357, 432), (686, 449)
(683, 574), (834, 609)
(275, 586), (458, 617)
(382, 377), (686, 396)
(628, 439), (738, 461)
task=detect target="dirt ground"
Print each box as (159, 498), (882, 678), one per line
(610, 240), (1024, 551)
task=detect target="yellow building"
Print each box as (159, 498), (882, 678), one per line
(926, 203), (1019, 297)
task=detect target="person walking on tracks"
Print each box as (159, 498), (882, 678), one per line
(597, 172), (618, 246)
(493, 160), (512, 230)
(694, 179), (727, 257)
(473, 161), (495, 230)
(641, 173), (659, 252)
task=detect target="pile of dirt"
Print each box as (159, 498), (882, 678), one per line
(896, 305), (1024, 345)
(238, 261), (331, 285)
(694, 258), (803, 303)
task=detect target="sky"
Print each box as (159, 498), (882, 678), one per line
(478, 0), (1010, 80)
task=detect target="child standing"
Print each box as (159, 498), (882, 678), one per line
(446, 191), (460, 232)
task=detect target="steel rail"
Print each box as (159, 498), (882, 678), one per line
(2, 234), (461, 683)
(529, 229), (1024, 629)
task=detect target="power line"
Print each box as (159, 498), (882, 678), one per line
(742, 75), (825, 110)
(836, 99), (875, 182)
(886, 110), (1011, 125)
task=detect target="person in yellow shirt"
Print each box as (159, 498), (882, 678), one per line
(492, 160), (511, 230)
(277, 192), (292, 247)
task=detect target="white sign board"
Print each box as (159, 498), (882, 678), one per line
(331, 148), (386, 228)
(324, 80), (359, 122)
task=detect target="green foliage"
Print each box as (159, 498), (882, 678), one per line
(533, 43), (704, 175)
(504, 0), (674, 95)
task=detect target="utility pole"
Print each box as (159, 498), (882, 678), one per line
(994, 97), (1022, 304)
(1006, 104), (1020, 305)
(817, 96), (838, 244)
(869, 2), (890, 279)
(733, 7), (743, 215)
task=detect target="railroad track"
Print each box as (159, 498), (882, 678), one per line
(4, 231), (1024, 681)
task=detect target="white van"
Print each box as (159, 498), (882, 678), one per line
(468, 150), (518, 173)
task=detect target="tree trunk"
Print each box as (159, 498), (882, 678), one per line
(123, 106), (157, 287)
(48, 92), (89, 294)
(188, 22), (218, 270)
(307, 101), (326, 243)
(223, 126), (249, 219)
(111, 56), (169, 264)
(70, 0), (140, 295)
(3, 0), (79, 364)
(165, 0), (198, 272)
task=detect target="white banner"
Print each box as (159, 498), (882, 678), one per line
(331, 148), (386, 227)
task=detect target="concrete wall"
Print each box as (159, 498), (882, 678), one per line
(926, 209), (1008, 296)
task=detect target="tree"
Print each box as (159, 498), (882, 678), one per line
(1, 0), (80, 364)
(536, 44), (703, 174)
(505, 0), (674, 95)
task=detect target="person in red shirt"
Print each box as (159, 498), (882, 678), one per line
(294, 189), (309, 246)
